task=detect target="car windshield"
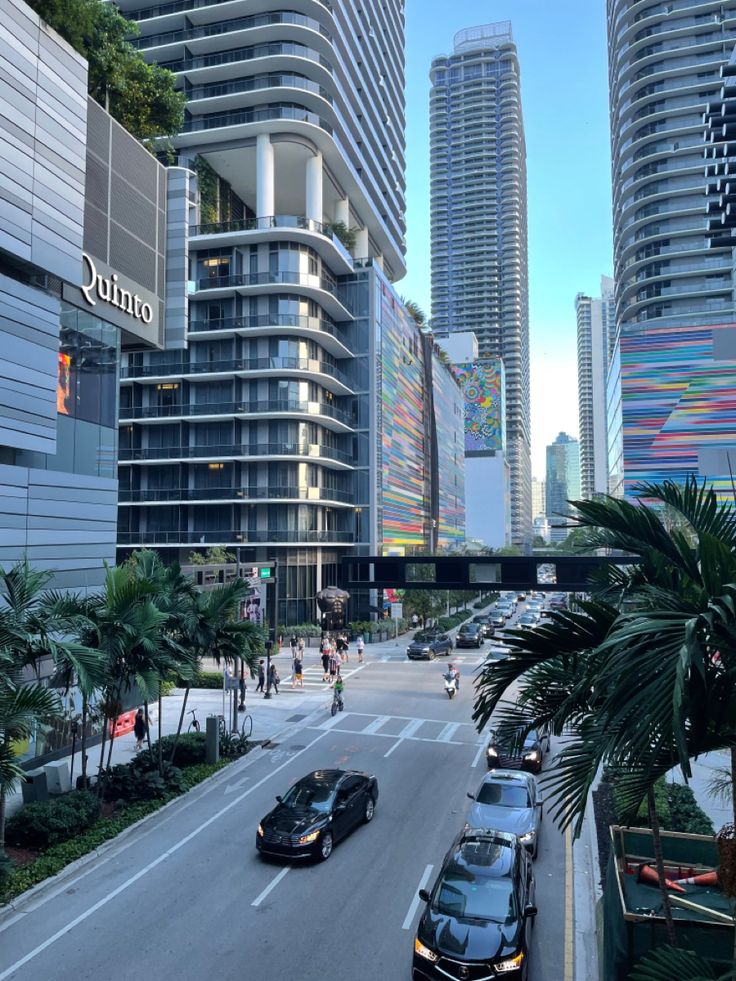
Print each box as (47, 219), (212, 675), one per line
(413, 632), (437, 642)
(476, 782), (530, 808)
(281, 779), (335, 813)
(434, 870), (516, 922)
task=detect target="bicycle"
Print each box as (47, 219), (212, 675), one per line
(187, 708), (201, 733)
(330, 689), (344, 717)
(240, 713), (253, 739)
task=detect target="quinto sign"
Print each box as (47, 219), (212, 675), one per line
(80, 252), (154, 324)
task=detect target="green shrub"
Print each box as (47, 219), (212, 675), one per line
(666, 783), (715, 836)
(5, 790), (101, 849)
(137, 733), (207, 769)
(219, 731), (253, 758)
(159, 680), (176, 697)
(99, 760), (186, 803)
(0, 851), (13, 892)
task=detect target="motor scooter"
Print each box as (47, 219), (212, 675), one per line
(443, 672), (457, 699)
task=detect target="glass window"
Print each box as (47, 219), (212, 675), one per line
(476, 782), (531, 808)
(435, 871), (515, 922)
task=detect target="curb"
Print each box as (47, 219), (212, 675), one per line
(573, 783), (603, 981)
(0, 704), (329, 923)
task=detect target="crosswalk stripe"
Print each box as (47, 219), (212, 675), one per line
(438, 723), (461, 743)
(361, 715), (391, 735)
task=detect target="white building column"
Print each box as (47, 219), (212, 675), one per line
(334, 197), (350, 227)
(355, 226), (369, 259)
(256, 133), (274, 225)
(305, 151), (323, 225)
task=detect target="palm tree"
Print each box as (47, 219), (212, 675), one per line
(474, 477), (736, 946)
(0, 560), (100, 847)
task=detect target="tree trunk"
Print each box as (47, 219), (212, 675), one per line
(158, 688), (163, 776)
(0, 736), (7, 851)
(731, 746), (736, 831)
(169, 685), (191, 765)
(648, 787), (677, 945)
(96, 710), (108, 793)
(81, 697), (88, 785)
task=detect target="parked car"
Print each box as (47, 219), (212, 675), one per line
(256, 769), (378, 862)
(472, 615), (495, 638)
(466, 770), (543, 858)
(413, 828), (536, 981)
(486, 728), (549, 774)
(456, 623), (484, 648)
(407, 631), (453, 660)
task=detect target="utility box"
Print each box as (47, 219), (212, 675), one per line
(21, 767), (49, 804)
(44, 760), (71, 795)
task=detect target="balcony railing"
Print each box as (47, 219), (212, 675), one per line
(119, 442), (353, 463)
(162, 41), (332, 76)
(118, 529), (354, 545)
(127, 0), (332, 22)
(187, 314), (347, 342)
(197, 269), (338, 294)
(120, 399), (354, 426)
(187, 73), (332, 104)
(132, 11), (331, 50)
(120, 485), (353, 503)
(121, 355), (353, 388)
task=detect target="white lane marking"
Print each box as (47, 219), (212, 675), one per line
(470, 743), (486, 768)
(384, 718), (424, 758)
(361, 715), (391, 735)
(316, 713), (347, 731)
(224, 776), (250, 795)
(402, 864), (434, 930)
(251, 866), (291, 907)
(438, 723), (460, 743)
(0, 730), (329, 981)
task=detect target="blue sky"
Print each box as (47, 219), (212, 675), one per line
(399, 0), (614, 477)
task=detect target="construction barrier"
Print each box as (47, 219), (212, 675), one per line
(109, 709), (137, 739)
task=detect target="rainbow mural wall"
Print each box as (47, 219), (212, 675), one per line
(377, 283), (428, 551)
(619, 321), (736, 500)
(433, 350), (466, 548)
(452, 360), (505, 455)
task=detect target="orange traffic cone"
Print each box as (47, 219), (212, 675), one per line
(637, 864), (687, 893)
(674, 871), (719, 887)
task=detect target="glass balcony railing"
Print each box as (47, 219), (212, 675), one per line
(187, 314), (348, 344)
(127, 0), (331, 22)
(197, 269), (338, 294)
(118, 529), (354, 545)
(119, 442), (354, 463)
(120, 485), (353, 504)
(183, 104), (332, 134)
(120, 399), (354, 427)
(132, 11), (331, 50)
(121, 355), (353, 388)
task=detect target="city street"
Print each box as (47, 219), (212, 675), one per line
(0, 636), (570, 981)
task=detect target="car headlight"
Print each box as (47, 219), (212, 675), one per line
(486, 746), (499, 756)
(257, 824), (264, 837)
(519, 831), (536, 843)
(299, 830), (321, 845)
(524, 751), (541, 761)
(495, 952), (524, 973)
(414, 938), (438, 963)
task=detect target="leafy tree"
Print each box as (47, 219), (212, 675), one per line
(401, 299), (427, 328)
(27, 0), (185, 142)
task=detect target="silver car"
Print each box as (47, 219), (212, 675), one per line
(466, 770), (543, 858)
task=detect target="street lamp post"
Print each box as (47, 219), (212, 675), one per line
(263, 560), (278, 699)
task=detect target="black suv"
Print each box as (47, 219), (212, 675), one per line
(471, 615), (495, 639)
(456, 624), (484, 649)
(486, 728), (549, 774)
(413, 829), (536, 980)
(406, 631), (453, 660)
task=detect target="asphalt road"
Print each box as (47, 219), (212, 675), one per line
(0, 605), (569, 981)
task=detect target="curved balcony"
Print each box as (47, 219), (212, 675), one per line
(118, 529), (354, 546)
(125, 0), (333, 23)
(121, 355), (354, 395)
(187, 314), (352, 358)
(189, 214), (353, 273)
(193, 272), (353, 323)
(119, 442), (354, 469)
(132, 11), (331, 51)
(162, 41), (332, 78)
(120, 398), (354, 432)
(183, 103), (332, 135)
(120, 485), (353, 505)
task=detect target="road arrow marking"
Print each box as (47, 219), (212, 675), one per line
(224, 776), (250, 795)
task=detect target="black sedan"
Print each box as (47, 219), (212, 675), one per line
(486, 729), (548, 774)
(472, 615), (495, 638)
(413, 828), (536, 981)
(456, 624), (484, 648)
(256, 769), (378, 861)
(407, 631), (453, 660)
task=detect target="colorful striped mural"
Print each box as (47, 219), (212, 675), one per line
(377, 283), (428, 550)
(619, 321), (736, 500)
(433, 350), (466, 548)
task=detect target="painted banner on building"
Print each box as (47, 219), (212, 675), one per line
(452, 360), (504, 454)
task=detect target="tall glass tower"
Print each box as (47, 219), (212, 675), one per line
(429, 23), (531, 546)
(608, 1), (736, 499)
(114, 0), (408, 620)
(576, 276), (614, 500)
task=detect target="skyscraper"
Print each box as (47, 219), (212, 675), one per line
(430, 22), (531, 547)
(608, 1), (736, 499)
(115, 1), (415, 621)
(545, 433), (580, 544)
(576, 276), (614, 500)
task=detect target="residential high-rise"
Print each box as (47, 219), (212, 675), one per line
(576, 276), (614, 500)
(116, 2), (462, 622)
(531, 477), (545, 520)
(607, 1), (736, 499)
(545, 433), (580, 544)
(429, 22), (531, 547)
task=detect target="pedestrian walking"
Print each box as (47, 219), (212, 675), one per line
(268, 662), (280, 694)
(328, 649), (340, 685)
(255, 659), (265, 692)
(356, 634), (365, 664)
(297, 635), (305, 656)
(133, 707), (148, 751)
(290, 633), (298, 657)
(293, 655), (304, 688)
(336, 633), (349, 663)
(321, 634), (331, 681)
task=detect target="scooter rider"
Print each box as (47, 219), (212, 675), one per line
(446, 663), (460, 692)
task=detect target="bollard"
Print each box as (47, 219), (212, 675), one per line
(205, 714), (220, 765)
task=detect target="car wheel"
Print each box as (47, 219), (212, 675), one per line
(319, 830), (333, 861)
(364, 796), (375, 823)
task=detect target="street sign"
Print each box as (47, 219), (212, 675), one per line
(391, 602), (403, 619)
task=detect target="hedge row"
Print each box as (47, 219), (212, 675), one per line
(613, 775), (714, 836)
